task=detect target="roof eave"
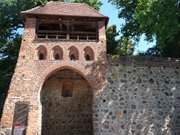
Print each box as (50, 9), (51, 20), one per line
(21, 12), (109, 26)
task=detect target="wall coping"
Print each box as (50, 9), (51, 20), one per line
(108, 55), (180, 67)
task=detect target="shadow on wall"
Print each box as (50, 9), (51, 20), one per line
(93, 56), (180, 135)
(84, 49), (108, 90)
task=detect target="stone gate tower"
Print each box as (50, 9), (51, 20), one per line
(1, 1), (108, 135)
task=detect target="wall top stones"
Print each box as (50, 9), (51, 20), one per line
(108, 55), (180, 67)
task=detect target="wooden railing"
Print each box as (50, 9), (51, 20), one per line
(36, 30), (98, 41)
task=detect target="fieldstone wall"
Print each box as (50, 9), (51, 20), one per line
(94, 56), (180, 135)
(0, 127), (11, 135)
(1, 56), (180, 135)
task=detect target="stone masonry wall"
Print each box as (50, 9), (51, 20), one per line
(1, 55), (180, 135)
(94, 56), (180, 135)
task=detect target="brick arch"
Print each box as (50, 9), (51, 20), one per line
(84, 46), (95, 61)
(40, 68), (93, 135)
(39, 65), (93, 92)
(37, 65), (94, 135)
(68, 46), (79, 60)
(52, 46), (63, 60)
(36, 45), (47, 60)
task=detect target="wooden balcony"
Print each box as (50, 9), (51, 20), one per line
(36, 30), (98, 42)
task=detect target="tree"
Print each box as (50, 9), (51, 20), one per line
(109, 0), (180, 57)
(73, 0), (102, 10)
(114, 37), (134, 56)
(106, 25), (134, 55)
(138, 46), (161, 57)
(0, 0), (48, 118)
(106, 25), (119, 54)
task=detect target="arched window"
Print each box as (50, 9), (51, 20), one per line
(62, 82), (73, 97)
(37, 46), (47, 60)
(85, 55), (91, 61)
(39, 53), (45, 60)
(52, 46), (63, 60)
(69, 46), (79, 61)
(84, 47), (94, 61)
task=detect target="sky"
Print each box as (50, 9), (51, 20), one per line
(100, 0), (156, 54)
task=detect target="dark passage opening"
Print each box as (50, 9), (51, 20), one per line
(41, 69), (93, 135)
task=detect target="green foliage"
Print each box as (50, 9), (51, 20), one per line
(106, 25), (119, 54)
(106, 25), (134, 55)
(109, 0), (180, 57)
(72, 0), (102, 10)
(114, 37), (134, 56)
(0, 0), (50, 102)
(0, 35), (21, 117)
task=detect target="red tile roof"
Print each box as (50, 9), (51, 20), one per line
(21, 1), (108, 19)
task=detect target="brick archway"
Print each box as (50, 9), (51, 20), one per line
(40, 68), (93, 135)
(40, 65), (93, 90)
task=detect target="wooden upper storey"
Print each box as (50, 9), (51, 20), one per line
(22, 1), (108, 42)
